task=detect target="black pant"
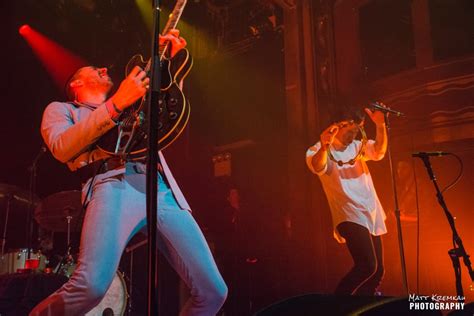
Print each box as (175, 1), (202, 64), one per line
(334, 221), (384, 295)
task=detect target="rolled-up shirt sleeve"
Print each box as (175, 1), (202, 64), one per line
(363, 139), (385, 161)
(306, 142), (328, 176)
(41, 101), (117, 163)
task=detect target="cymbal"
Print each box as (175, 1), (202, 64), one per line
(0, 183), (39, 206)
(34, 190), (83, 232)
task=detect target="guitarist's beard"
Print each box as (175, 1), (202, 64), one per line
(84, 79), (114, 96)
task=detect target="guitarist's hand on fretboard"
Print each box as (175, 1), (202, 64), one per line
(96, 20), (193, 157)
(159, 29), (187, 58)
(111, 66), (149, 111)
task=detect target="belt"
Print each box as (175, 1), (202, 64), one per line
(77, 158), (125, 183)
(77, 158), (164, 183)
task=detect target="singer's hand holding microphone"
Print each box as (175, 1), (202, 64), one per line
(368, 102), (404, 117)
(364, 103), (387, 125)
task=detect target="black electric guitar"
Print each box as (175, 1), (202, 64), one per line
(97, 0), (192, 160)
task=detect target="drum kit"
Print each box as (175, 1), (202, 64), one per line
(0, 183), (128, 315)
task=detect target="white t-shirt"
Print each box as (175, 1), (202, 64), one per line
(306, 140), (387, 243)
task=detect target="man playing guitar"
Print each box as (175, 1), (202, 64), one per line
(30, 30), (227, 316)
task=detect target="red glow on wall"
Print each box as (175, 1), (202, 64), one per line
(19, 25), (87, 91)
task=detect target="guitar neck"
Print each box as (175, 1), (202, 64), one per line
(162, 0), (187, 35)
(155, 0), (188, 65)
(145, 0), (188, 72)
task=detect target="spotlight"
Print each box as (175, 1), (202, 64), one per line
(19, 24), (87, 91)
(248, 2), (280, 38)
(249, 18), (274, 38)
(19, 24), (31, 36)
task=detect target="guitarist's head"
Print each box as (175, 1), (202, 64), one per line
(65, 66), (113, 102)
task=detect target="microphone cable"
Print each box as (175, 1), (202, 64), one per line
(441, 153), (464, 194)
(411, 151), (464, 292)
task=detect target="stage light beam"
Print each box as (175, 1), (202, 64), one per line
(135, 0), (153, 31)
(19, 24), (87, 92)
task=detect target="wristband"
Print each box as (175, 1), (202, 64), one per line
(105, 99), (122, 121)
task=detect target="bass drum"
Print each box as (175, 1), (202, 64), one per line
(85, 272), (128, 316)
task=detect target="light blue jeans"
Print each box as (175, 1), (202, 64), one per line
(30, 163), (227, 315)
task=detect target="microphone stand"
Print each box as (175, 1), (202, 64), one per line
(27, 145), (46, 260)
(146, 1), (161, 315)
(383, 111), (409, 294)
(417, 155), (473, 299)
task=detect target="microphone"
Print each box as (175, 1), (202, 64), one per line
(370, 102), (404, 117)
(412, 151), (450, 158)
(29, 145), (47, 169)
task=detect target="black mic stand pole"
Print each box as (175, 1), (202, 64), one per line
(384, 112), (409, 294)
(27, 145), (46, 260)
(417, 155), (474, 299)
(146, 1), (161, 315)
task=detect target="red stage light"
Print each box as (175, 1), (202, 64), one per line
(19, 25), (87, 92)
(19, 24), (31, 36)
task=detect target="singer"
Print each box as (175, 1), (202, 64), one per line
(306, 102), (388, 295)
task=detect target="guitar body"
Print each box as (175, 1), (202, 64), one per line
(96, 49), (193, 159)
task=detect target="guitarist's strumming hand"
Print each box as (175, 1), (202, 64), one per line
(159, 29), (187, 58)
(111, 66), (150, 111)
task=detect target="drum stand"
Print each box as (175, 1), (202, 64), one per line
(54, 215), (75, 277)
(27, 146), (46, 261)
(125, 238), (148, 314)
(1, 195), (12, 258)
